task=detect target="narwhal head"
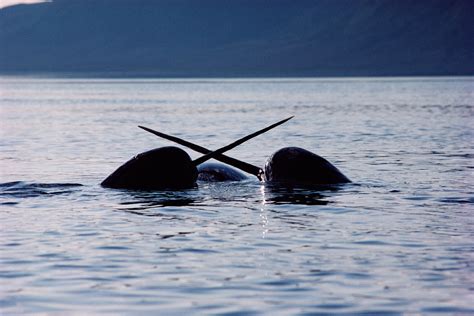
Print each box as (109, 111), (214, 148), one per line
(264, 147), (350, 186)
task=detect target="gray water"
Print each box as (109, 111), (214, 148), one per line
(0, 77), (473, 315)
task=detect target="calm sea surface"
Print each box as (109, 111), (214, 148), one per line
(0, 77), (473, 315)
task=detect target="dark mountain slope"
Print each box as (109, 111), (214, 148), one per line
(0, 0), (472, 77)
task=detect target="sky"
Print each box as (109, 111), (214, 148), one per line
(0, 0), (48, 9)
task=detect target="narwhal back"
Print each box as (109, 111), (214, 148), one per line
(102, 146), (198, 190)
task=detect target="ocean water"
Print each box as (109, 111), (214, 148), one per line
(0, 77), (473, 315)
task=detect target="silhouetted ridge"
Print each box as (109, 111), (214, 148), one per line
(0, 0), (472, 76)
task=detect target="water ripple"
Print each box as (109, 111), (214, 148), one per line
(1, 77), (472, 314)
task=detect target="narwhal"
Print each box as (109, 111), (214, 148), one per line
(139, 121), (351, 186)
(137, 125), (263, 183)
(101, 116), (293, 190)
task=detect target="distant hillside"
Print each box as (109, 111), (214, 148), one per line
(0, 0), (472, 77)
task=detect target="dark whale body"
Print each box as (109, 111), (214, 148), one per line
(197, 162), (248, 182)
(264, 147), (350, 186)
(101, 146), (197, 190)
